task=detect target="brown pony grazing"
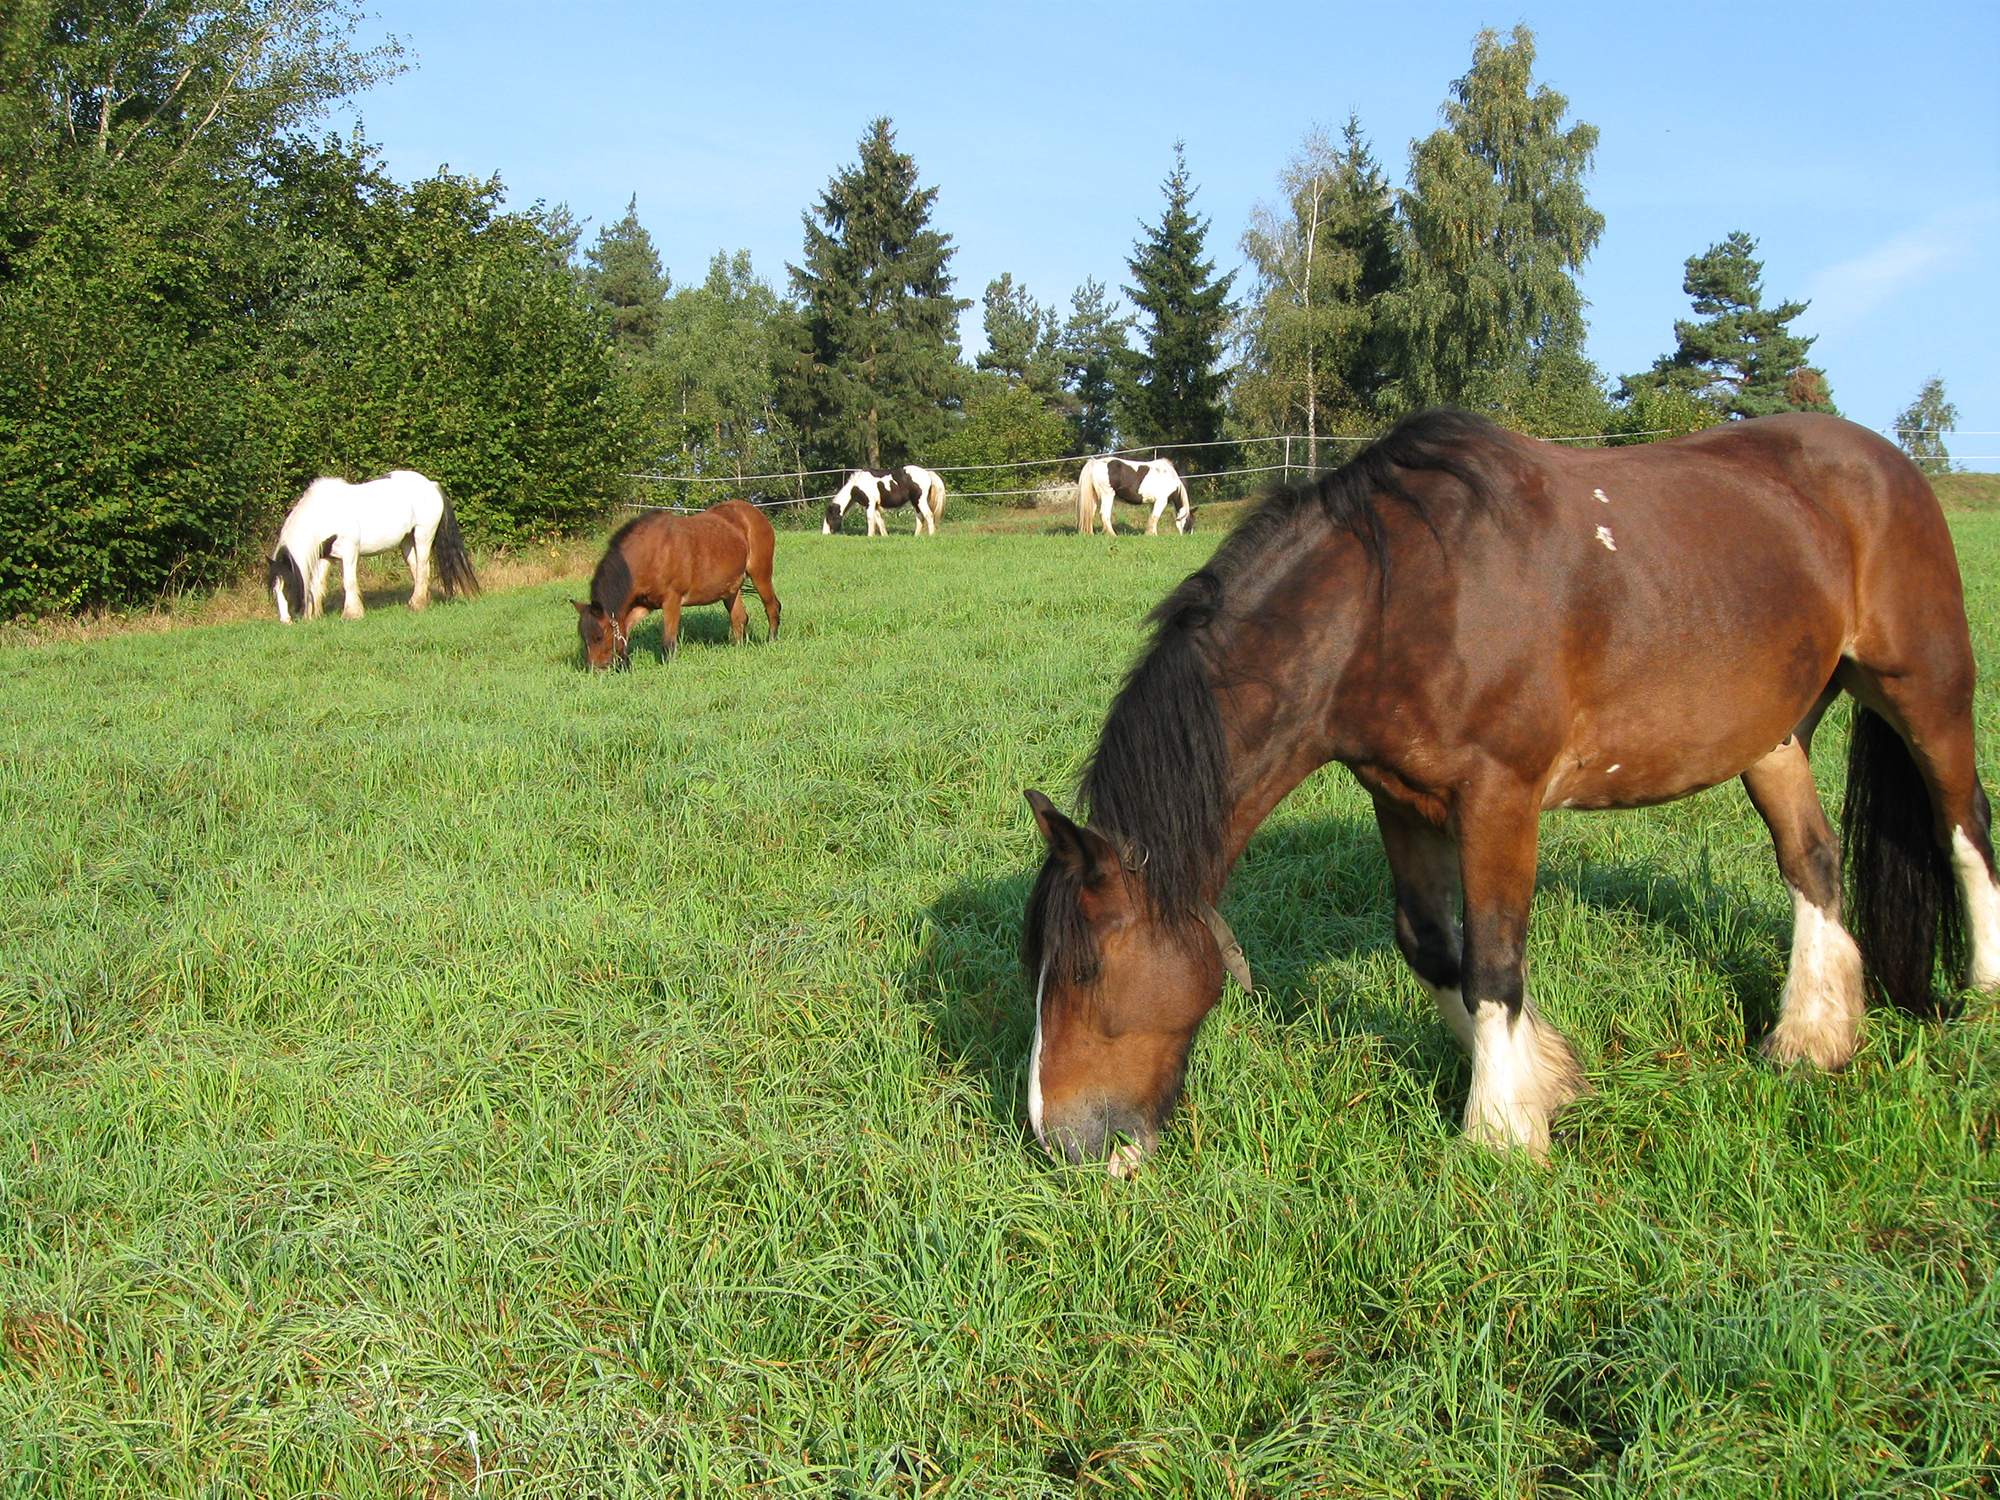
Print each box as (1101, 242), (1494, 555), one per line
(575, 499), (780, 669)
(1024, 408), (2000, 1175)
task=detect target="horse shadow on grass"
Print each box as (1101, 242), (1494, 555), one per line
(902, 814), (1793, 1143)
(596, 605), (774, 666)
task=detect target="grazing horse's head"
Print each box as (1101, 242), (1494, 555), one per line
(268, 548), (305, 624)
(823, 475), (865, 534)
(1021, 789), (1232, 1176)
(573, 599), (628, 670)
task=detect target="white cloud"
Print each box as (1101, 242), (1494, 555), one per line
(1805, 203), (1999, 334)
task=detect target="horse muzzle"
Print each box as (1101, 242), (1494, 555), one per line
(1038, 1097), (1159, 1178)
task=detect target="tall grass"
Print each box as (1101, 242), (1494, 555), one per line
(1, 520), (1997, 1496)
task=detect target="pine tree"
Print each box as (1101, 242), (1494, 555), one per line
(976, 273), (1064, 401)
(1239, 115), (1400, 466)
(584, 196), (667, 356)
(784, 118), (967, 469)
(1119, 144), (1235, 462)
(1382, 26), (1603, 421)
(1060, 278), (1131, 454)
(1627, 232), (1835, 418)
(1896, 376), (1957, 475)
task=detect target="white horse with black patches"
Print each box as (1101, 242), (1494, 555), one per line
(268, 470), (478, 623)
(823, 465), (948, 536)
(1077, 456), (1192, 536)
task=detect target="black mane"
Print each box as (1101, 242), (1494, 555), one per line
(1026, 408), (1503, 986)
(590, 512), (649, 612)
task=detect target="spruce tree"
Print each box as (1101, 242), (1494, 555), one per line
(1896, 376), (1957, 475)
(1627, 232), (1835, 418)
(1240, 115), (1400, 465)
(785, 118), (967, 469)
(1382, 26), (1603, 421)
(1061, 278), (1132, 454)
(584, 196), (667, 356)
(1119, 145), (1235, 462)
(976, 272), (1064, 402)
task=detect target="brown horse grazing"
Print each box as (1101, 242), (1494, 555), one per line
(1024, 408), (2000, 1174)
(575, 499), (780, 669)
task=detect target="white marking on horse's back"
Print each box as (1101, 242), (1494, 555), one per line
(1593, 488), (1610, 503)
(1951, 827), (2000, 991)
(1606, 764), (1620, 774)
(1595, 525), (1617, 551)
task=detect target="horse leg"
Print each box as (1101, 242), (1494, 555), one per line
(750, 562), (781, 641)
(1456, 783), (1584, 1155)
(306, 554), (331, 620)
(663, 598), (685, 659)
(725, 585), (747, 645)
(1145, 499), (1160, 535)
(337, 545), (363, 619)
(1742, 736), (1864, 1068)
(1374, 796), (1470, 1051)
(406, 528), (431, 611)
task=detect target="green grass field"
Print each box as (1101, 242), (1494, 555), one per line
(3, 516), (1999, 1497)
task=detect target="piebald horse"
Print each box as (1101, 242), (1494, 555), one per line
(268, 470), (478, 622)
(576, 499), (781, 669)
(1025, 409), (2000, 1174)
(823, 465), (948, 536)
(1077, 456), (1192, 536)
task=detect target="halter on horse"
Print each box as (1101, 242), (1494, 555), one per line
(576, 499), (781, 669)
(1026, 409), (2000, 1174)
(267, 470), (478, 622)
(1077, 456), (1193, 536)
(823, 465), (948, 536)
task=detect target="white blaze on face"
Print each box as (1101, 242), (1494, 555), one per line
(1027, 960), (1048, 1141)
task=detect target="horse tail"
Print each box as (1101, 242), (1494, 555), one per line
(1077, 462), (1098, 535)
(432, 498), (481, 599)
(1842, 705), (1967, 1017)
(927, 470), (946, 525)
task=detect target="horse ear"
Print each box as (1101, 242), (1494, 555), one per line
(1025, 789), (1117, 879)
(572, 599), (589, 614)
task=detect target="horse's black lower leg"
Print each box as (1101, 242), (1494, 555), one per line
(1741, 737), (1863, 1068)
(1454, 783), (1583, 1156)
(1373, 797), (1469, 1050)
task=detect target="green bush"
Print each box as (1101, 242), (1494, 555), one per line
(0, 232), (270, 615)
(265, 247), (633, 546)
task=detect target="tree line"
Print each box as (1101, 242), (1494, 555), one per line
(0, 8), (1962, 616)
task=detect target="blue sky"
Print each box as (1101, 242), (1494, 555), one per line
(349, 1), (2000, 465)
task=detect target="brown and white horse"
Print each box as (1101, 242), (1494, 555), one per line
(824, 465), (948, 536)
(1025, 409), (2000, 1173)
(575, 499), (780, 669)
(1077, 456), (1192, 535)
